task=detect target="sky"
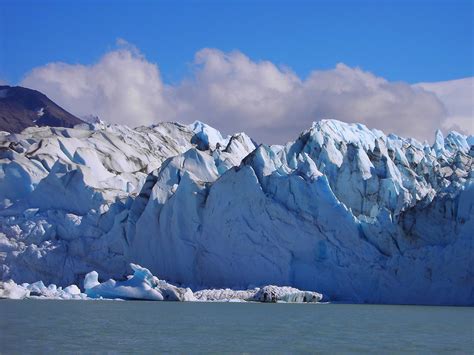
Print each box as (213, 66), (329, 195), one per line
(0, 0), (473, 143)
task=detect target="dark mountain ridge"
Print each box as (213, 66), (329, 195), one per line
(0, 85), (83, 133)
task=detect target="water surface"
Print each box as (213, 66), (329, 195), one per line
(0, 300), (472, 353)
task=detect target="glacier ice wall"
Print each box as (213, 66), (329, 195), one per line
(0, 119), (472, 305)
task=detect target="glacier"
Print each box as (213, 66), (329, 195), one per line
(0, 119), (472, 305)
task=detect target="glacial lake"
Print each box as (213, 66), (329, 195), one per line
(0, 300), (472, 353)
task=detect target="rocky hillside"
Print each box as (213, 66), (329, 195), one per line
(0, 85), (83, 133)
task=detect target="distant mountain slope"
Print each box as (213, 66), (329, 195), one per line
(0, 85), (83, 133)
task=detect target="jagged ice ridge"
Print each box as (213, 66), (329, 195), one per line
(0, 119), (472, 305)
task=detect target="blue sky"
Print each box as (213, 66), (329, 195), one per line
(1, 0), (472, 84)
(1, 0), (472, 142)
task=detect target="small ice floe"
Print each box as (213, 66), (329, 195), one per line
(84, 264), (324, 303)
(0, 280), (87, 300)
(0, 280), (30, 299)
(252, 285), (322, 303)
(1, 263), (323, 303)
(193, 288), (257, 302)
(194, 285), (322, 303)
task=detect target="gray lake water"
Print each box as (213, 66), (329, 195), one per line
(0, 300), (472, 353)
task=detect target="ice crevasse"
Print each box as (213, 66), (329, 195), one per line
(0, 119), (472, 305)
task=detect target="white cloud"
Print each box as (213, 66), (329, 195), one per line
(169, 49), (301, 138)
(20, 44), (471, 144)
(170, 50), (447, 143)
(414, 78), (473, 135)
(299, 65), (448, 142)
(21, 41), (172, 126)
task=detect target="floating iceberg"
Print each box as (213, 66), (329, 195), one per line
(84, 263), (194, 301)
(193, 288), (257, 302)
(83, 264), (321, 303)
(0, 281), (30, 299)
(0, 280), (87, 300)
(252, 286), (322, 303)
(0, 263), (324, 303)
(194, 286), (323, 303)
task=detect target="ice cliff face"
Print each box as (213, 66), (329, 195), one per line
(0, 119), (472, 305)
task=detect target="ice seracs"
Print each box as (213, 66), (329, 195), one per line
(0, 119), (472, 305)
(123, 119), (473, 305)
